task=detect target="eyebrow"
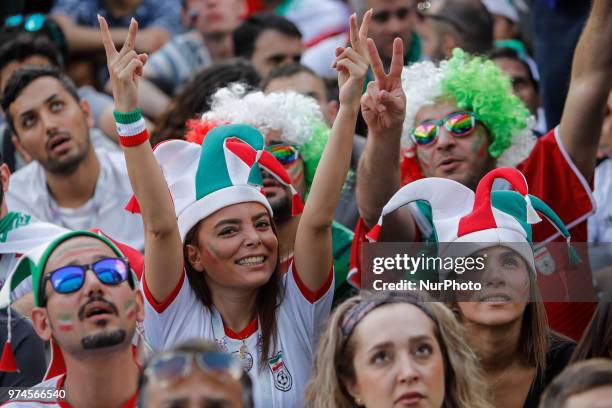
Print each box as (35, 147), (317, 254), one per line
(368, 335), (433, 352)
(18, 93), (59, 119)
(214, 212), (269, 229)
(499, 250), (520, 260)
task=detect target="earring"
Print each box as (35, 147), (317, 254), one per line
(355, 396), (363, 406)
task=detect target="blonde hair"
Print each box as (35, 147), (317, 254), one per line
(305, 291), (492, 408)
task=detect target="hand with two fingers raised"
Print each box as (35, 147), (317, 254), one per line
(360, 37), (406, 136)
(333, 9), (372, 110)
(98, 15), (148, 113)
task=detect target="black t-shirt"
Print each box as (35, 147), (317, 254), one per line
(523, 334), (576, 408)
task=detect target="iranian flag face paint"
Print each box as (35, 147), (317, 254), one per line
(58, 313), (74, 332)
(124, 298), (136, 320)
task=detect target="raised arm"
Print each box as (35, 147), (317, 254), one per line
(99, 16), (183, 302)
(558, 0), (612, 180)
(356, 37), (417, 241)
(294, 11), (371, 291)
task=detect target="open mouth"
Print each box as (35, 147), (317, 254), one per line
(47, 134), (71, 154)
(479, 293), (512, 303)
(83, 302), (115, 319)
(235, 256), (266, 266)
(438, 157), (460, 169)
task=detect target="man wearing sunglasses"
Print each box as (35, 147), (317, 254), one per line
(138, 340), (253, 408)
(1, 230), (144, 407)
(354, 0), (611, 340)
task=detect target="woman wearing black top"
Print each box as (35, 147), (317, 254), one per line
(451, 246), (575, 408)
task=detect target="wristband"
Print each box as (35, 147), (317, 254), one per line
(114, 108), (149, 146)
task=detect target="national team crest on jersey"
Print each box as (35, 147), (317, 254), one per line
(268, 351), (292, 392)
(534, 246), (556, 276)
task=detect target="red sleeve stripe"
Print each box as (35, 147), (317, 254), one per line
(292, 263), (334, 304)
(142, 269), (186, 314)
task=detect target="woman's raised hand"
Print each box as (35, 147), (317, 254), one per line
(98, 16), (147, 112)
(333, 9), (372, 109)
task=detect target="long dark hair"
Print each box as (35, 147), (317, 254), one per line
(183, 219), (283, 371)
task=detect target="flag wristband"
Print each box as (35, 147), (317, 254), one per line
(114, 109), (149, 147)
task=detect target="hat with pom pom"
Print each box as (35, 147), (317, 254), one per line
(366, 167), (579, 272)
(126, 124), (304, 241)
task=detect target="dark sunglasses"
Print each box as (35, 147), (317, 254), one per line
(265, 143), (299, 165)
(411, 111), (480, 146)
(40, 258), (131, 305)
(372, 7), (412, 23)
(145, 351), (243, 387)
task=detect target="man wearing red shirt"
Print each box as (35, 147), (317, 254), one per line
(353, 0), (611, 339)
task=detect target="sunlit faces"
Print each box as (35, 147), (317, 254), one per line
(145, 366), (245, 408)
(564, 386), (612, 408)
(7, 76), (94, 175)
(455, 246), (531, 327)
(250, 29), (303, 78)
(414, 101), (496, 190)
(187, 0), (245, 35)
(346, 303), (445, 408)
(31, 236), (143, 355)
(188, 202), (278, 291)
(367, 0), (417, 64)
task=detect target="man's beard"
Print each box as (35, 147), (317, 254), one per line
(44, 131), (90, 175)
(81, 329), (127, 349)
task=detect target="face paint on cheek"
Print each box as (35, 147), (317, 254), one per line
(203, 243), (223, 263)
(123, 298), (136, 320)
(285, 161), (304, 188)
(58, 313), (75, 332)
(472, 134), (488, 157)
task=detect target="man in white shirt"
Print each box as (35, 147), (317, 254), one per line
(1, 66), (144, 250)
(1, 230), (143, 407)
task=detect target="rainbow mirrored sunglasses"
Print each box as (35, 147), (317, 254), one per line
(411, 111), (480, 147)
(265, 143), (299, 165)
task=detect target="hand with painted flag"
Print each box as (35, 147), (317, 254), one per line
(360, 35), (406, 136)
(98, 16), (148, 113)
(332, 9), (372, 110)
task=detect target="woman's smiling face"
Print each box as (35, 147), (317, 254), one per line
(189, 202), (278, 291)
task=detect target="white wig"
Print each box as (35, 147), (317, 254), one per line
(201, 83), (323, 146)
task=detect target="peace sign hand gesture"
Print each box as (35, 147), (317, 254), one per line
(332, 10), (372, 109)
(360, 37), (406, 135)
(98, 16), (148, 113)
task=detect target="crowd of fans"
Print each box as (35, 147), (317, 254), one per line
(0, 0), (610, 407)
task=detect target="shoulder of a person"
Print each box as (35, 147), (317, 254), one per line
(95, 147), (128, 171)
(7, 162), (43, 194)
(547, 332), (577, 367)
